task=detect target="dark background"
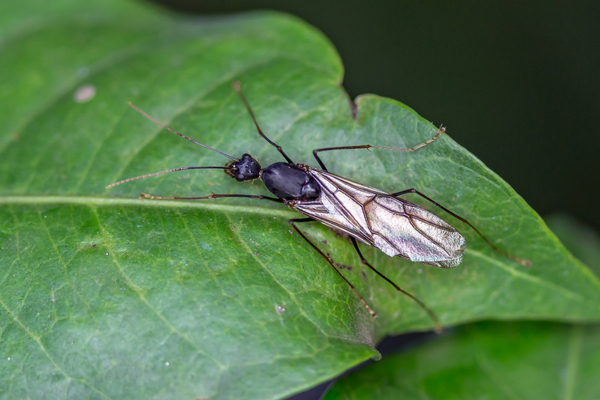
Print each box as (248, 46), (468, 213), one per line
(150, 1), (600, 398)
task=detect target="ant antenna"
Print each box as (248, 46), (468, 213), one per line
(232, 81), (294, 164)
(127, 102), (236, 161)
(106, 166), (228, 189)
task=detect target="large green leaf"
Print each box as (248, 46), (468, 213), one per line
(1, 1), (599, 399)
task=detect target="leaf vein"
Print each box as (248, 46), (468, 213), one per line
(90, 205), (226, 370)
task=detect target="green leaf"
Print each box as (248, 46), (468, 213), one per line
(1, 1), (600, 399)
(323, 321), (600, 400)
(324, 213), (600, 400)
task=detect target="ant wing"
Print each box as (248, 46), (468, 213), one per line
(365, 195), (466, 268)
(293, 168), (465, 268)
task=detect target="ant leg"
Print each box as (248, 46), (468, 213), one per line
(312, 126), (445, 171)
(350, 237), (442, 333)
(289, 218), (377, 318)
(232, 81), (294, 164)
(140, 192), (283, 203)
(392, 188), (531, 266)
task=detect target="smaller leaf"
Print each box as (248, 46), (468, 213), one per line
(325, 213), (600, 400)
(324, 321), (600, 400)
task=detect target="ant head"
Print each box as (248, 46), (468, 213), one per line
(226, 153), (261, 182)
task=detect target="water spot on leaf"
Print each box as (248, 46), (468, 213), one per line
(74, 84), (96, 103)
(78, 237), (104, 251)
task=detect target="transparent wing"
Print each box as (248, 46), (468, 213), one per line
(365, 195), (465, 268)
(291, 168), (465, 268)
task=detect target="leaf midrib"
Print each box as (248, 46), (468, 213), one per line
(0, 195), (297, 217)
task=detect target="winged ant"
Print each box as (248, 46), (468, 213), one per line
(107, 82), (530, 332)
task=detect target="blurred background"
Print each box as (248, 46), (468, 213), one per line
(151, 1), (599, 398)
(151, 0), (600, 235)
